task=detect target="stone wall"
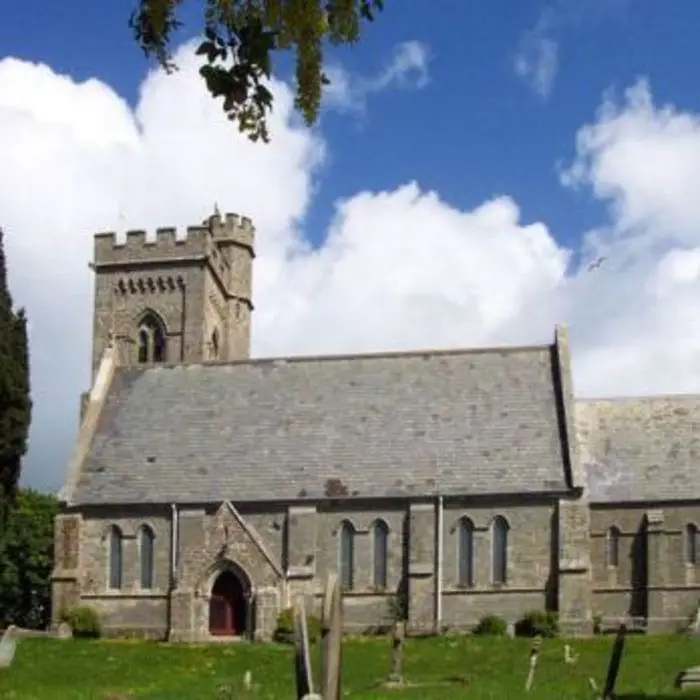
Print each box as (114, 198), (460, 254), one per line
(74, 492), (700, 640)
(591, 503), (700, 632)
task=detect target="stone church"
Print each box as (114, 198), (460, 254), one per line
(52, 209), (700, 641)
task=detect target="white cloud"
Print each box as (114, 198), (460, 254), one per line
(2, 44), (700, 491)
(324, 40), (430, 114)
(514, 35), (559, 99)
(514, 8), (559, 101)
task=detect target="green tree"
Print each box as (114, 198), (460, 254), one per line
(0, 488), (58, 629)
(0, 227), (31, 524)
(130, 0), (385, 142)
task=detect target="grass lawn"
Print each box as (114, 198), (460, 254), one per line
(3, 634), (700, 699)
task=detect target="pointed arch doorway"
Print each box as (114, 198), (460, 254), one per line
(208, 567), (250, 637)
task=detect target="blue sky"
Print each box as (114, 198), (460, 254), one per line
(4, 0), (700, 490)
(2, 0), (681, 249)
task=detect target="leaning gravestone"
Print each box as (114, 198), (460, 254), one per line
(601, 624), (627, 700)
(291, 575), (343, 700)
(524, 635), (542, 692)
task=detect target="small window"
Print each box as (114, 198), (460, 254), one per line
(210, 329), (220, 359)
(687, 524), (698, 565)
(372, 520), (389, 589)
(457, 517), (474, 587)
(137, 312), (167, 364)
(109, 526), (123, 590)
(139, 526), (155, 589)
(491, 516), (509, 585)
(339, 521), (355, 590)
(606, 526), (620, 567)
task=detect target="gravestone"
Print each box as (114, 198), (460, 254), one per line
(56, 622), (72, 640)
(293, 599), (314, 700)
(525, 635), (541, 692)
(688, 600), (700, 636)
(676, 666), (700, 690)
(388, 621), (405, 684)
(0, 626), (17, 669)
(601, 624), (627, 700)
(320, 573), (342, 700)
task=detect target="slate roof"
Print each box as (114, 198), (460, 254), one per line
(577, 396), (700, 503)
(73, 344), (571, 505)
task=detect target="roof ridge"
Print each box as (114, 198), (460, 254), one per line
(115, 340), (553, 373)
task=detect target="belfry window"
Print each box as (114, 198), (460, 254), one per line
(137, 313), (167, 364)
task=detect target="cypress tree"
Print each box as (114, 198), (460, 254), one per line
(0, 227), (31, 524)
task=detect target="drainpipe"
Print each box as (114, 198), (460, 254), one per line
(167, 503), (179, 641)
(436, 495), (444, 634)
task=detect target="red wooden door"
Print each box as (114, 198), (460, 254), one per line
(209, 594), (234, 635)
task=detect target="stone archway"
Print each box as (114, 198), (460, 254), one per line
(208, 565), (251, 637)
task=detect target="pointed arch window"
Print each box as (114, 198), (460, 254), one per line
(372, 520), (389, 589)
(137, 312), (167, 364)
(139, 525), (155, 589)
(491, 516), (509, 585)
(687, 523), (699, 565)
(339, 521), (355, 590)
(606, 526), (620, 568)
(457, 517), (475, 587)
(108, 526), (123, 590)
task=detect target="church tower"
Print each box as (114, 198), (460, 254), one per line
(89, 210), (255, 378)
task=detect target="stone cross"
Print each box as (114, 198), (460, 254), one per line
(601, 624), (627, 700)
(388, 621), (405, 684)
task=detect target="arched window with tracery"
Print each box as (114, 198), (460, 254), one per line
(491, 516), (509, 585)
(137, 312), (167, 364)
(457, 517), (475, 587)
(339, 521), (355, 590)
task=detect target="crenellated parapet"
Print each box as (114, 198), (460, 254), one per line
(207, 211), (255, 254)
(93, 211), (255, 267)
(94, 224), (212, 267)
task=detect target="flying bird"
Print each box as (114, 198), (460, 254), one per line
(587, 256), (606, 272)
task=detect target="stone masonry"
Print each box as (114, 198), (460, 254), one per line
(52, 209), (700, 641)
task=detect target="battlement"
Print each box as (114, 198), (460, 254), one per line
(93, 211), (255, 266)
(207, 211), (255, 251)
